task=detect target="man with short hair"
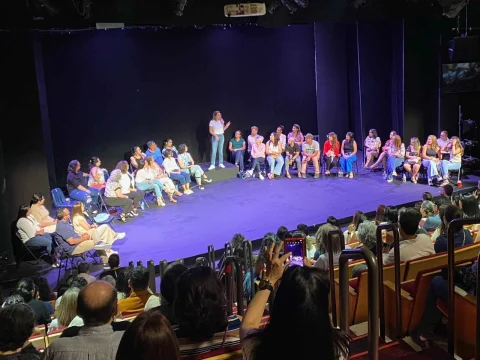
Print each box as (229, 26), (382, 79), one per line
(437, 130), (450, 160)
(383, 208), (435, 265)
(77, 262), (96, 284)
(117, 266), (160, 314)
(301, 133), (320, 179)
(145, 140), (163, 165)
(276, 125), (287, 148)
(42, 281), (124, 360)
(439, 183), (453, 201)
(247, 126), (263, 153)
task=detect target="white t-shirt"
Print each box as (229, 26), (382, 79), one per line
(16, 216), (41, 242)
(301, 140), (320, 155)
(72, 215), (88, 235)
(383, 234), (435, 265)
(437, 137), (450, 153)
(209, 119), (224, 135)
(119, 173), (135, 194)
(136, 168), (155, 183)
(163, 158), (180, 174)
(278, 134), (286, 148)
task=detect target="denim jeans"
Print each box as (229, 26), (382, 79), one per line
(441, 160), (461, 178)
(211, 134), (224, 166)
(267, 155), (284, 176)
(285, 156), (301, 173)
(422, 159), (440, 180)
(70, 187), (100, 207)
(339, 154), (357, 173)
(25, 234), (54, 255)
(169, 172), (190, 185)
(387, 157), (404, 180)
(136, 181), (162, 198)
(186, 165), (204, 179)
(251, 157), (265, 174)
(231, 150), (244, 171)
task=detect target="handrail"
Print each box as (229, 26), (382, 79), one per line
(225, 242), (232, 258)
(339, 247), (379, 360)
(447, 217), (480, 355)
(207, 245), (215, 270)
(375, 222), (402, 340)
(476, 252), (480, 360)
(223, 256), (245, 317)
(242, 240), (256, 300)
(326, 229), (345, 327)
(147, 260), (156, 293)
(196, 257), (208, 266)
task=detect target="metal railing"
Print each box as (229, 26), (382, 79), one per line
(223, 256), (245, 317)
(447, 218), (480, 355)
(339, 247), (379, 360)
(375, 222), (402, 340)
(207, 245), (215, 270)
(242, 240), (255, 300)
(326, 229), (345, 327)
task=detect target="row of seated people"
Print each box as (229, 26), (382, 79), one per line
(15, 192), (123, 268)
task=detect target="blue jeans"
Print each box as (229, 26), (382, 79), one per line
(339, 154), (357, 173)
(441, 160), (461, 178)
(136, 181), (163, 198)
(387, 157), (404, 180)
(251, 157), (265, 174)
(422, 159), (440, 180)
(25, 234), (54, 255)
(231, 150), (244, 171)
(211, 134), (224, 166)
(169, 172), (190, 185)
(267, 155), (284, 176)
(70, 188), (100, 207)
(285, 156), (301, 173)
(186, 165), (204, 179)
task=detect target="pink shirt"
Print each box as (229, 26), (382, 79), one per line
(251, 143), (266, 159)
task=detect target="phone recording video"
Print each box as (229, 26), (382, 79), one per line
(284, 238), (305, 267)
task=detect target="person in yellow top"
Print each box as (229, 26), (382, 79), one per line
(117, 266), (160, 315)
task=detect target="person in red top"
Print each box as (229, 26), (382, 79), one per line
(323, 132), (340, 175)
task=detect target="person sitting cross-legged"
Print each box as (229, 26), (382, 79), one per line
(339, 132), (358, 179)
(135, 160), (166, 207)
(145, 156), (182, 203)
(104, 170), (137, 221)
(66, 160), (100, 211)
(117, 266), (160, 315)
(323, 132), (340, 175)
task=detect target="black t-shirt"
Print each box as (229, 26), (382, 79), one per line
(67, 171), (86, 194)
(27, 300), (51, 326)
(60, 321), (131, 338)
(285, 144), (300, 157)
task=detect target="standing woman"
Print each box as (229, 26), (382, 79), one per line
(88, 157), (108, 190)
(422, 135), (442, 186)
(177, 144), (212, 190)
(441, 136), (463, 185)
(339, 132), (358, 178)
(323, 132), (340, 175)
(208, 110), (231, 170)
(130, 146), (146, 170)
(265, 133), (284, 179)
(403, 137), (422, 184)
(385, 135), (405, 183)
(287, 124), (304, 147)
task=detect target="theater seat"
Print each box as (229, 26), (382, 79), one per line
(29, 334), (46, 351)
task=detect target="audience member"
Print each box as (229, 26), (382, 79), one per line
(15, 278), (50, 326)
(48, 288), (82, 333)
(276, 226), (289, 241)
(439, 184), (453, 201)
(77, 263), (96, 284)
(55, 277), (87, 310)
(434, 205), (472, 253)
(33, 277), (55, 315)
(351, 221), (378, 277)
(419, 201), (441, 232)
(2, 295), (25, 308)
(117, 266), (159, 314)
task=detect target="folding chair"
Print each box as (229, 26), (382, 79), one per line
(51, 188), (75, 211)
(15, 233), (46, 267)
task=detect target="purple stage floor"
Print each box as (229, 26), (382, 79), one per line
(107, 170), (448, 266)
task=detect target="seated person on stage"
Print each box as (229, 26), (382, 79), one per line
(117, 266), (159, 315)
(265, 133), (284, 180)
(67, 159), (100, 210)
(229, 130), (246, 171)
(386, 135), (405, 183)
(339, 132), (358, 179)
(16, 204), (58, 266)
(30, 192), (57, 233)
(116, 160), (145, 210)
(247, 126), (263, 155)
(163, 150), (193, 195)
(246, 136), (266, 180)
(130, 145), (146, 170)
(177, 144), (212, 190)
(369, 130), (397, 177)
(440, 135), (462, 186)
(145, 156), (182, 203)
(301, 133), (320, 179)
(134, 160), (166, 207)
(437, 130), (451, 161)
(323, 132), (340, 175)
(276, 125), (287, 148)
(422, 135), (442, 186)
(287, 123), (304, 147)
(55, 207), (111, 265)
(285, 136), (301, 179)
(162, 138), (178, 158)
(364, 128), (381, 168)
(403, 137), (422, 184)
(145, 140), (163, 165)
(88, 156), (108, 190)
(71, 201), (123, 257)
(104, 170), (137, 222)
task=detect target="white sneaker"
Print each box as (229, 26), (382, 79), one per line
(208, 165), (215, 170)
(198, 186), (204, 190)
(259, 174), (265, 180)
(114, 232), (126, 240)
(246, 169), (253, 176)
(219, 164), (225, 168)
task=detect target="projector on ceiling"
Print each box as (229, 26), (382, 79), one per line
(224, 3), (266, 17)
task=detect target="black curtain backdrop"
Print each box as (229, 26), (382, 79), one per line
(40, 25), (318, 187)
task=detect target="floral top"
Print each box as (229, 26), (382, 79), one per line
(364, 136), (381, 150)
(287, 132), (304, 146)
(388, 142), (405, 158)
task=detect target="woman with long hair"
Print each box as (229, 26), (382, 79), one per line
(364, 128), (381, 168)
(48, 288), (81, 333)
(162, 138), (179, 158)
(163, 150), (193, 195)
(145, 156), (182, 203)
(130, 146), (146, 170)
(88, 157), (108, 189)
(135, 160), (166, 207)
(323, 132), (340, 175)
(403, 137), (422, 184)
(386, 135), (405, 183)
(369, 131), (397, 177)
(241, 242), (350, 360)
(30, 193), (57, 233)
(177, 144), (212, 189)
(265, 133), (284, 179)
(116, 310), (181, 360)
(208, 110), (231, 170)
(67, 160), (100, 209)
(440, 136), (463, 185)
(344, 210), (367, 244)
(422, 135), (442, 186)
(287, 124), (304, 147)
(339, 132), (358, 179)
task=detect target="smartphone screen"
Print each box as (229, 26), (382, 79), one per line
(284, 238), (305, 267)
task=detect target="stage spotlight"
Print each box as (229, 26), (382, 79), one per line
(174, 0), (187, 16)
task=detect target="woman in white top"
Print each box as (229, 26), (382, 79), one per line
(162, 138), (179, 158)
(163, 150), (193, 195)
(440, 136), (462, 185)
(115, 161), (145, 210)
(177, 144), (212, 190)
(88, 157), (108, 189)
(48, 288), (83, 333)
(30, 193), (57, 233)
(364, 129), (381, 168)
(71, 202), (124, 253)
(265, 133), (284, 179)
(208, 110), (231, 170)
(145, 156), (182, 203)
(135, 160), (166, 206)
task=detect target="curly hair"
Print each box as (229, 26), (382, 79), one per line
(173, 267), (227, 341)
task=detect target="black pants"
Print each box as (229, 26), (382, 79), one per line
(416, 276), (448, 338)
(127, 190), (144, 207)
(104, 197), (134, 214)
(324, 155), (339, 171)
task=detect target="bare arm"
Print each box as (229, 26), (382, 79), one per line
(341, 140), (345, 157)
(209, 126), (216, 137)
(130, 157), (138, 169)
(228, 141), (233, 152)
(352, 141), (357, 156)
(241, 141), (246, 151)
(115, 189), (128, 199)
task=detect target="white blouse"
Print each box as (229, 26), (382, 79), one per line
(136, 168), (155, 183)
(119, 173), (135, 194)
(163, 158), (180, 174)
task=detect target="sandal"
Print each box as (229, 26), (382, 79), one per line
(169, 197), (177, 203)
(348, 173), (354, 179)
(286, 173), (291, 179)
(174, 191), (183, 197)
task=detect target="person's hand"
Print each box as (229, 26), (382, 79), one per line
(226, 121), (231, 127)
(148, 179), (153, 184)
(92, 224), (98, 228)
(214, 135), (219, 141)
(38, 229), (45, 235)
(81, 233), (90, 240)
(303, 258), (315, 268)
(264, 242), (291, 285)
(86, 189), (91, 194)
